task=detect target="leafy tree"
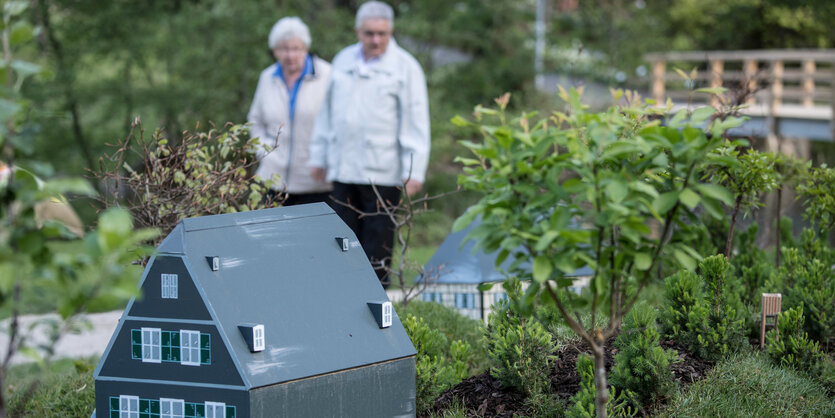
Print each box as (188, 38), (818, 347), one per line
(453, 90), (742, 417)
(0, 2), (154, 414)
(705, 148), (777, 259)
(796, 164), (835, 238)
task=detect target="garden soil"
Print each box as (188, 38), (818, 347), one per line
(431, 338), (714, 417)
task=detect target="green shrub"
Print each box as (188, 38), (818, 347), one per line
(660, 270), (702, 338)
(766, 306), (825, 378)
(767, 245), (835, 351)
(395, 300), (488, 374)
(566, 354), (636, 418)
(659, 352), (835, 417)
(610, 303), (678, 408)
(662, 256), (747, 361)
(485, 301), (557, 396)
(402, 314), (471, 416)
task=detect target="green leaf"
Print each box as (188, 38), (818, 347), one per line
(634, 252), (652, 271)
(690, 106), (715, 125)
(652, 191), (679, 214)
(695, 87), (728, 95)
(695, 183), (734, 206)
(97, 208), (133, 251)
(673, 249), (696, 270)
(534, 230), (559, 252)
(450, 115), (469, 127)
(533, 256), (553, 283)
(452, 208), (478, 233)
(679, 187), (701, 209)
(606, 180), (628, 203)
(477, 282), (495, 292)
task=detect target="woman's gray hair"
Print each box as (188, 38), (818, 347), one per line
(355, 1), (394, 29)
(268, 17), (311, 49)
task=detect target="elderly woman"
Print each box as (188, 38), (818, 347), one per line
(248, 17), (332, 206)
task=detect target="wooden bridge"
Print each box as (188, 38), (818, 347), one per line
(644, 49), (835, 142)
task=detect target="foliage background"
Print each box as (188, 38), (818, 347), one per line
(13, 0), (835, 242)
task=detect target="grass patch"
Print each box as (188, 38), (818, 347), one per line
(7, 357), (97, 418)
(396, 300), (489, 375)
(388, 244), (437, 290)
(658, 351), (835, 417)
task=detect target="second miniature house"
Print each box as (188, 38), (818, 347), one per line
(419, 216), (592, 323)
(93, 203), (416, 417)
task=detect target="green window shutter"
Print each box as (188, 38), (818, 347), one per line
(131, 330), (142, 359)
(110, 397), (120, 418)
(226, 405), (236, 418)
(200, 333), (211, 364)
(184, 402), (195, 417)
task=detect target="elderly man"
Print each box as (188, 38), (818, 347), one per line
(309, 1), (430, 288)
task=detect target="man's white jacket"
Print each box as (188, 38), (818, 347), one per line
(309, 39), (430, 186)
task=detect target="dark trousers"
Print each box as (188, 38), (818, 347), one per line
(330, 182), (401, 288)
(263, 189), (331, 207)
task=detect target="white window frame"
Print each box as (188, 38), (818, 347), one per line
(141, 327), (161, 363)
(382, 302), (393, 328)
(180, 330), (201, 366)
(252, 325), (265, 351)
(160, 398), (184, 418)
(205, 401), (226, 418)
(119, 395), (139, 418)
(161, 273), (178, 299)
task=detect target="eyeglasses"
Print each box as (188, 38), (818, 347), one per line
(360, 30), (391, 38)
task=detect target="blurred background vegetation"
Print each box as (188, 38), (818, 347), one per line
(16, 0), (835, 250)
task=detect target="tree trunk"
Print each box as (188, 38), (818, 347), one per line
(725, 196), (743, 260)
(775, 186), (782, 268)
(592, 332), (609, 418)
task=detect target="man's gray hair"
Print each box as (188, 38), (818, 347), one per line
(268, 17), (311, 49)
(355, 1), (394, 29)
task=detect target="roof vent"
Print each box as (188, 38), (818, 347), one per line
(335, 237), (349, 252)
(207, 256), (220, 271)
(238, 324), (265, 352)
(367, 301), (393, 328)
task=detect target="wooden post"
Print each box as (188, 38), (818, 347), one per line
(771, 60), (784, 112)
(652, 59), (666, 105)
(743, 59), (758, 105)
(710, 59), (724, 107)
(767, 60), (784, 144)
(802, 59), (815, 107)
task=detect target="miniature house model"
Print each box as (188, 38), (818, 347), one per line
(94, 203), (416, 417)
(419, 218), (592, 323)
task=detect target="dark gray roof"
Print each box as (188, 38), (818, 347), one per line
(421, 218), (593, 284)
(161, 203), (415, 389)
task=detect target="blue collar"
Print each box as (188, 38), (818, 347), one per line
(273, 55), (313, 121)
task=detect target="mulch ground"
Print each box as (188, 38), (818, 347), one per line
(430, 338), (715, 418)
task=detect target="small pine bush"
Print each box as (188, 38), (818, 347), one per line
(485, 301), (557, 396)
(610, 303), (678, 408)
(566, 354), (636, 418)
(661, 255), (747, 361)
(403, 314), (471, 416)
(765, 305), (825, 378)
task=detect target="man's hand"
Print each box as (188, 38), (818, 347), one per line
(403, 179), (423, 197)
(311, 167), (327, 183)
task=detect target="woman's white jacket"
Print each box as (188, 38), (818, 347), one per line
(248, 56), (332, 193)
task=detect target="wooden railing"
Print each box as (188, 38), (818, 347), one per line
(644, 49), (835, 124)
